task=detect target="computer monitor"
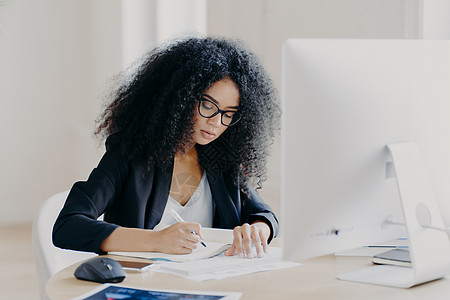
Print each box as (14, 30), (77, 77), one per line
(281, 39), (450, 288)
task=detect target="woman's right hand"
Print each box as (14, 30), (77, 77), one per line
(154, 222), (202, 254)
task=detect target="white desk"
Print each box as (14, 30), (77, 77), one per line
(46, 253), (450, 299)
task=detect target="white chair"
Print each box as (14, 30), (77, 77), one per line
(32, 191), (96, 300)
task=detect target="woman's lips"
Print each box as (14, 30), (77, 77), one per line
(201, 129), (216, 140)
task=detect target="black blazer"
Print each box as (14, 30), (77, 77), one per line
(53, 136), (279, 254)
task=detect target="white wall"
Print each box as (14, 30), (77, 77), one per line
(156, 0), (207, 45)
(421, 0), (450, 39)
(0, 0), (123, 225)
(122, 0), (157, 69)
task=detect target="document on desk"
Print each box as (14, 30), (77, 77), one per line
(155, 247), (301, 281)
(111, 241), (232, 262)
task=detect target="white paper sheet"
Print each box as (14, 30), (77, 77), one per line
(155, 247), (301, 281)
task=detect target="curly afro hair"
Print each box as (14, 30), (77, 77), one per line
(96, 35), (280, 191)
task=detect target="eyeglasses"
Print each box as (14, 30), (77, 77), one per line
(198, 94), (241, 126)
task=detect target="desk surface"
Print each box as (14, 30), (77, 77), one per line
(46, 253), (450, 300)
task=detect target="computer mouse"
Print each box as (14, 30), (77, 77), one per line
(74, 256), (126, 283)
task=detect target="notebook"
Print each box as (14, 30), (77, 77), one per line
(110, 241), (232, 263)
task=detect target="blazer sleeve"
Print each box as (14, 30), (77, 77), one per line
(240, 184), (279, 244)
(52, 137), (128, 254)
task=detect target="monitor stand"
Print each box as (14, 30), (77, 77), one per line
(338, 141), (450, 288)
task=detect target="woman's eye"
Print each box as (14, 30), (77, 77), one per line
(223, 112), (235, 119)
(201, 101), (214, 110)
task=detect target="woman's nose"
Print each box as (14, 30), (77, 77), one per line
(208, 113), (222, 127)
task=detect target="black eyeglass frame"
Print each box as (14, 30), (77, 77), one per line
(197, 94), (241, 126)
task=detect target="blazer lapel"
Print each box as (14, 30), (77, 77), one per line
(145, 164), (173, 229)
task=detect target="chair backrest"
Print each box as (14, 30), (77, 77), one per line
(32, 191), (96, 300)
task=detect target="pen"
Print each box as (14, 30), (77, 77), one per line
(170, 208), (207, 247)
(366, 245), (409, 249)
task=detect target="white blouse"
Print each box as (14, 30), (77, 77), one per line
(153, 172), (214, 231)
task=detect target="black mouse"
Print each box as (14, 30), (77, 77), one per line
(74, 256), (126, 283)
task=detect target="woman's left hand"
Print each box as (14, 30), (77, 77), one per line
(224, 221), (271, 258)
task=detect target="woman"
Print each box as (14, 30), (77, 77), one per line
(53, 36), (280, 259)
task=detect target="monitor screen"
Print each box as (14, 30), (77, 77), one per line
(281, 39), (450, 264)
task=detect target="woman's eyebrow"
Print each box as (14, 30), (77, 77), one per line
(202, 93), (239, 110)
